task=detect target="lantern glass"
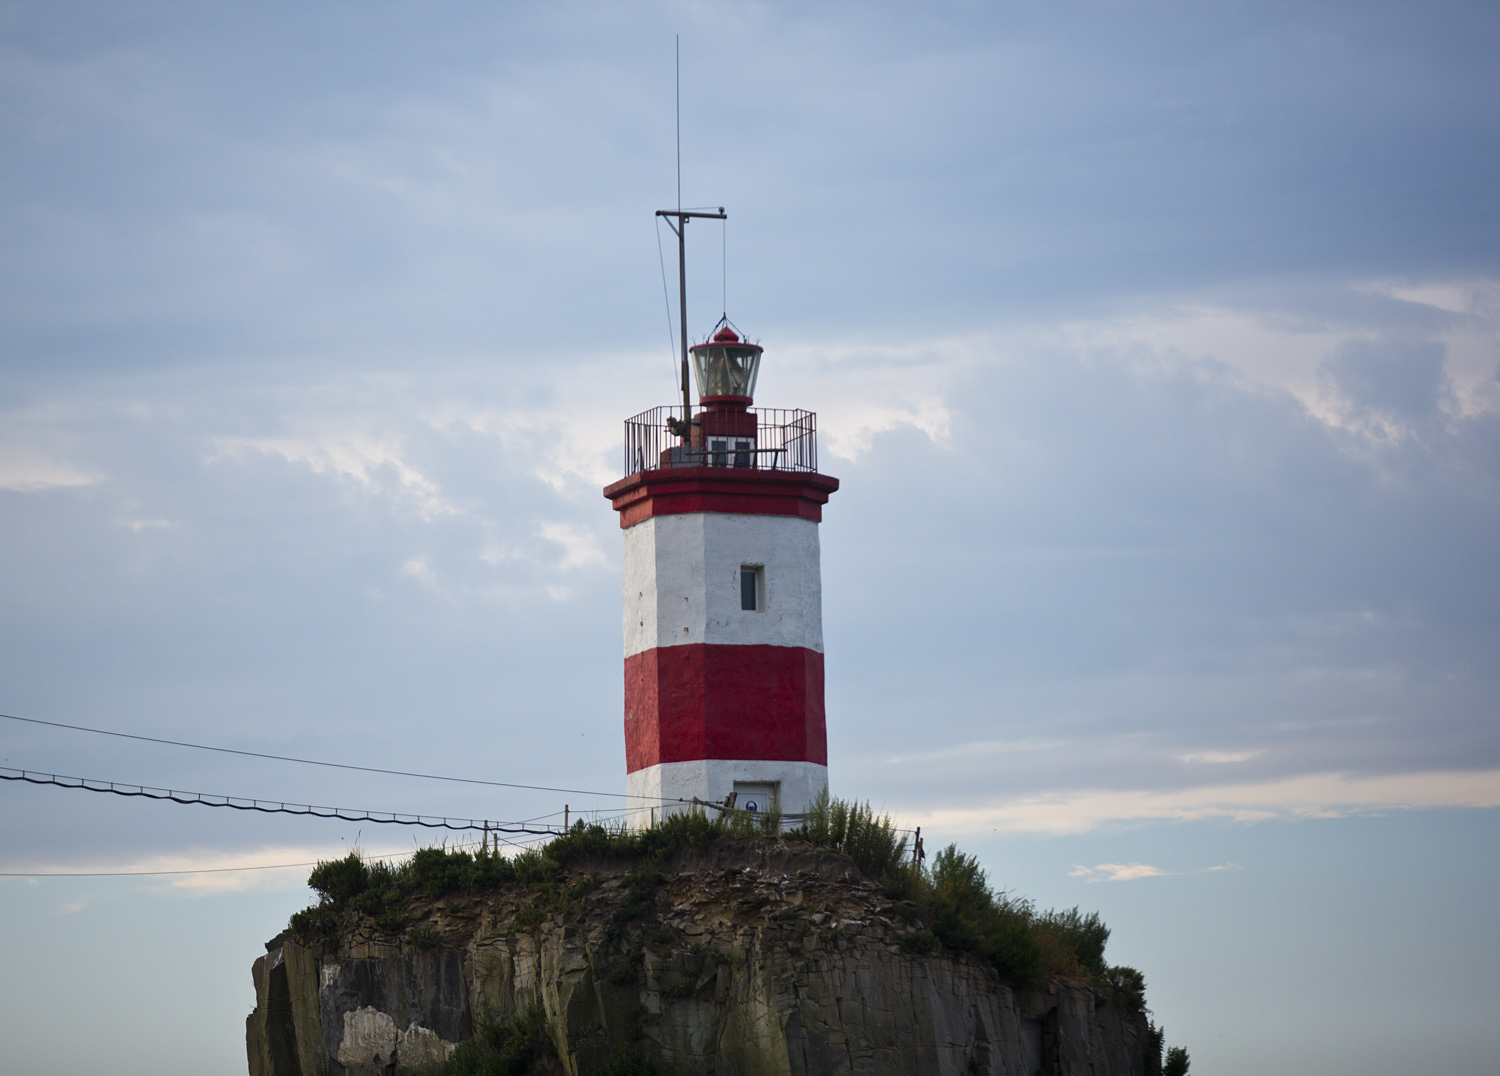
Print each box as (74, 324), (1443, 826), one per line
(692, 345), (761, 399)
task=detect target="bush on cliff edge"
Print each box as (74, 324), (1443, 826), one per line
(291, 796), (1144, 994)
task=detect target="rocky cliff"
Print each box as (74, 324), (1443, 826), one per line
(248, 840), (1153, 1076)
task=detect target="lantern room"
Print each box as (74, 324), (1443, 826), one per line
(691, 324), (762, 403)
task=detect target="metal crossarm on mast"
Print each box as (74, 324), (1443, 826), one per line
(656, 207), (726, 431)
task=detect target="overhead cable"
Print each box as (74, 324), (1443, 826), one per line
(0, 767), (560, 834)
(0, 850), (409, 878)
(0, 711), (672, 804)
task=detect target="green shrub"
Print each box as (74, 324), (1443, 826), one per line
(288, 903), (339, 941)
(792, 790), (909, 880)
(566, 876), (601, 902)
(410, 847), (479, 897)
(374, 910), (407, 934)
(288, 797), (1136, 1005)
(915, 844), (1043, 983)
(1143, 1020), (1165, 1076)
(929, 845), (991, 917)
(408, 925), (441, 951)
(606, 951), (643, 986)
(308, 853), (372, 904)
(510, 903), (546, 930)
(900, 929), (936, 954)
(600, 1046), (657, 1076)
(611, 869), (660, 925)
(1035, 906), (1110, 979)
(442, 1000), (556, 1076)
(1104, 965), (1147, 1011)
(1163, 1046), (1190, 1076)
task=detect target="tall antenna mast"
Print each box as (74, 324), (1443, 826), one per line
(676, 35), (681, 211)
(658, 36), (725, 435)
(656, 207), (726, 429)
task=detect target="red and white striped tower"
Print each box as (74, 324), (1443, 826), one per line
(603, 325), (838, 827)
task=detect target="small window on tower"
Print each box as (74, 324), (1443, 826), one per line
(740, 566), (761, 611)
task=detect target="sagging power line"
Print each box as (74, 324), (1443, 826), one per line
(0, 767), (562, 834)
(0, 710), (674, 805)
(0, 852), (412, 878)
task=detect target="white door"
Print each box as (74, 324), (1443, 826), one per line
(733, 781), (779, 814)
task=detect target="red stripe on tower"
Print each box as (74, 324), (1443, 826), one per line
(623, 644), (827, 770)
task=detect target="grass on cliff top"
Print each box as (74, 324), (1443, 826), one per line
(289, 792), (1143, 999)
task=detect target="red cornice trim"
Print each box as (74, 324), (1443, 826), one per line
(603, 468), (839, 527)
(624, 644), (826, 771)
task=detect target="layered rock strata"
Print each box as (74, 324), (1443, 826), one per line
(248, 840), (1151, 1076)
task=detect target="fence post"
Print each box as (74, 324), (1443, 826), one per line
(564, 804), (569, 834)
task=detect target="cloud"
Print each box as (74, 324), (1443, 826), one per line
(441, 406), (622, 493)
(885, 738), (1073, 765)
(1070, 862), (1169, 882)
(908, 769), (1500, 836)
(5, 847), (324, 896)
(1175, 751), (1261, 764)
(1068, 861), (1241, 882)
(1020, 281), (1500, 436)
(1, 844), (429, 897)
(398, 556), (436, 584)
(1319, 334), (1451, 429)
(537, 521), (606, 572)
(0, 451), (98, 492)
(775, 336), (961, 460)
(213, 431), (459, 520)
(1381, 283), (1473, 315)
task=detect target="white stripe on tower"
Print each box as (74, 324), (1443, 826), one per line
(622, 513), (823, 659)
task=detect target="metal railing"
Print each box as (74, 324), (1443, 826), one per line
(623, 406), (818, 477)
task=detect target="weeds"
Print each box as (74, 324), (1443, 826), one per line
(1036, 907), (1109, 978)
(442, 1000), (557, 1076)
(600, 1046), (657, 1076)
(290, 797), (1140, 998)
(789, 790), (908, 880)
(900, 929), (936, 954)
(605, 952), (642, 986)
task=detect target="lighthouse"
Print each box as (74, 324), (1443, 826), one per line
(603, 321), (839, 828)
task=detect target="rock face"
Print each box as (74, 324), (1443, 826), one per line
(248, 841), (1152, 1076)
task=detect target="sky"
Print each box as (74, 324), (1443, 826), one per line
(1, 1), (1498, 1073)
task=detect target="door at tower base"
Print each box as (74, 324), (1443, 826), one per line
(627, 759), (828, 830)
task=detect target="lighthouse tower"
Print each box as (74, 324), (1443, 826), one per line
(603, 324), (838, 827)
